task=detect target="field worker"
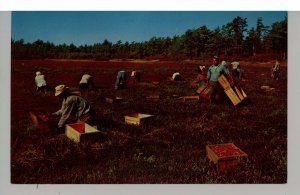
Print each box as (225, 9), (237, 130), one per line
(172, 72), (182, 81)
(115, 70), (127, 90)
(35, 71), (49, 93)
(131, 70), (141, 84)
(52, 84), (95, 132)
(207, 56), (231, 104)
(231, 61), (241, 84)
(79, 74), (94, 90)
(271, 59), (281, 80)
(191, 66), (206, 87)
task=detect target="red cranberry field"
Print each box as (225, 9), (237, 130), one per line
(11, 59), (287, 183)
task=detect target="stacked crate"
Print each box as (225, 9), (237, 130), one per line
(217, 74), (247, 106)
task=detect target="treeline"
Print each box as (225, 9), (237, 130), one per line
(11, 16), (287, 61)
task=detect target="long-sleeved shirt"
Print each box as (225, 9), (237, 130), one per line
(54, 95), (92, 128)
(35, 75), (47, 87)
(207, 64), (230, 82)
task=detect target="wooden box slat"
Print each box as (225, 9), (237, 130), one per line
(234, 86), (245, 101)
(218, 74), (231, 90)
(224, 87), (241, 106)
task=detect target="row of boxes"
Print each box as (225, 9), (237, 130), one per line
(65, 113), (154, 142)
(29, 113), (247, 170)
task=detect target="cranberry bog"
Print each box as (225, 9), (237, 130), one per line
(11, 59), (287, 183)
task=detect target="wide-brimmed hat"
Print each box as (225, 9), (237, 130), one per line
(55, 84), (69, 96)
(36, 71), (42, 76)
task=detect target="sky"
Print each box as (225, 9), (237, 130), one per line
(12, 11), (287, 46)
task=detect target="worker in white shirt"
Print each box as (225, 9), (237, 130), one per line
(35, 71), (50, 93)
(79, 74), (94, 90)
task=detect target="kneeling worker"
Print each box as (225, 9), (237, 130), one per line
(52, 84), (95, 132)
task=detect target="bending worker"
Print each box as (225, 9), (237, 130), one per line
(35, 71), (49, 93)
(52, 84), (95, 132)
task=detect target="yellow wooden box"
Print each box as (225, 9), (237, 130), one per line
(65, 122), (101, 142)
(218, 74), (231, 90)
(183, 95), (200, 102)
(224, 87), (241, 106)
(196, 83), (206, 94)
(125, 113), (154, 126)
(105, 96), (124, 104)
(234, 86), (245, 101)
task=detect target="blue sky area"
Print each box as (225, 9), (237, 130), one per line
(12, 11), (287, 46)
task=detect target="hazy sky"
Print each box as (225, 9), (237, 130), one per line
(12, 11), (287, 46)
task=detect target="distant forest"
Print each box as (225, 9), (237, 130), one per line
(11, 16), (287, 61)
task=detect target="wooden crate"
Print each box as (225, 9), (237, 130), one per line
(65, 122), (102, 142)
(146, 94), (160, 101)
(261, 86), (275, 92)
(183, 95), (200, 102)
(125, 113), (154, 126)
(224, 87), (241, 106)
(29, 112), (50, 133)
(200, 85), (212, 100)
(260, 85), (270, 90)
(218, 74), (231, 90)
(196, 83), (207, 94)
(206, 143), (248, 170)
(105, 96), (124, 104)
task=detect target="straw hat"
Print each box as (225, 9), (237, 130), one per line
(55, 84), (69, 96)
